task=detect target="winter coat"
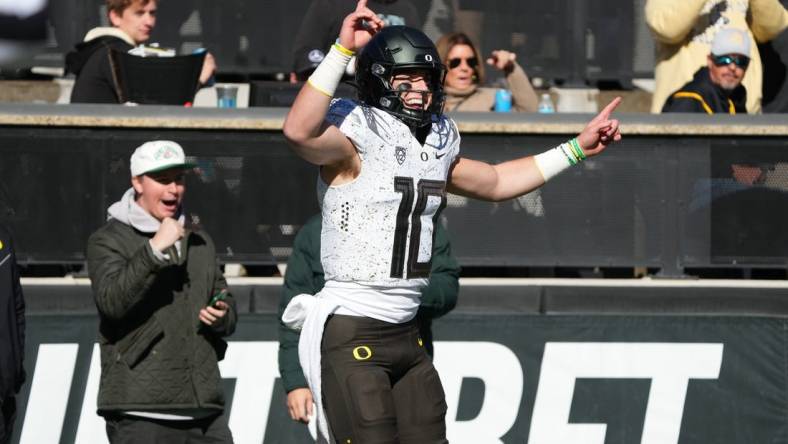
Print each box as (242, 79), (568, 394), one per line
(662, 66), (748, 113)
(87, 215), (236, 416)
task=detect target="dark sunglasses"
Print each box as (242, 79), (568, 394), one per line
(448, 57), (478, 69)
(712, 54), (750, 69)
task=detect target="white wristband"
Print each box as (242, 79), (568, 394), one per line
(307, 44), (353, 97)
(534, 145), (575, 182)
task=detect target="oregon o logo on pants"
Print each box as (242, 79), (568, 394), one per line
(352, 346), (372, 361)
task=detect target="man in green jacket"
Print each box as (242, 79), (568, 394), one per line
(278, 214), (460, 424)
(87, 140), (236, 443)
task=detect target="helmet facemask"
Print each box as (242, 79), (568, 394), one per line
(355, 26), (447, 131)
(372, 65), (446, 129)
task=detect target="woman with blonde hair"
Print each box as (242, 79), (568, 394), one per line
(435, 32), (538, 112)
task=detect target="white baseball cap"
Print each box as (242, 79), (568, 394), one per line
(711, 28), (751, 57)
(130, 140), (195, 176)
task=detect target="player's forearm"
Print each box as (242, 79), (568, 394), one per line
(448, 156), (545, 202)
(749, 0), (788, 43)
(487, 157), (547, 201)
(451, 136), (595, 201)
(448, 158), (542, 201)
(508, 63), (538, 112)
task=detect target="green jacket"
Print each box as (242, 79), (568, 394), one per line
(277, 214), (461, 392)
(87, 219), (236, 416)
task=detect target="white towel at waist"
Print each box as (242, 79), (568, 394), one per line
(281, 280), (421, 443)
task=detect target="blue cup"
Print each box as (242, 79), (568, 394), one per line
(216, 85), (238, 108)
(494, 89), (512, 112)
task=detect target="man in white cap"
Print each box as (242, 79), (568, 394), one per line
(662, 28), (752, 114)
(646, 0), (788, 113)
(86, 140), (236, 443)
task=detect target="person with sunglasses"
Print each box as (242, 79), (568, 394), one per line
(662, 28), (751, 114)
(435, 32), (538, 112)
(646, 0), (788, 114)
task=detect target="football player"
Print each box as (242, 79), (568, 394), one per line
(281, 1), (622, 442)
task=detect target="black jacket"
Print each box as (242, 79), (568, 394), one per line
(662, 67), (747, 114)
(0, 225), (25, 400)
(87, 220), (236, 416)
(66, 35), (132, 104)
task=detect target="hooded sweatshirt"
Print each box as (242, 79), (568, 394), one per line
(66, 27), (136, 103)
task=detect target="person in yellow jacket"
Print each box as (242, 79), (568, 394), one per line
(646, 0), (788, 114)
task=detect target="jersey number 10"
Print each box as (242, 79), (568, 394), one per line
(390, 177), (447, 279)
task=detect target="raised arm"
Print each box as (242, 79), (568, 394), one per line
(448, 97), (622, 201)
(644, 0), (707, 44)
(749, 0), (788, 43)
(282, 0), (384, 166)
(486, 50), (538, 112)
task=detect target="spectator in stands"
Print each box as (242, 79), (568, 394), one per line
(66, 0), (216, 104)
(289, 0), (422, 83)
(0, 226), (25, 444)
(436, 32), (538, 112)
(277, 214), (460, 424)
(646, 0), (788, 114)
(86, 141), (236, 443)
(663, 28), (750, 113)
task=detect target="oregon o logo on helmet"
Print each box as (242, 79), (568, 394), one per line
(424, 54), (433, 62)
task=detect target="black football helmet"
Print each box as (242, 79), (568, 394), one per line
(356, 26), (446, 129)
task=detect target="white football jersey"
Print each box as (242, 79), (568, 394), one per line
(318, 98), (461, 288)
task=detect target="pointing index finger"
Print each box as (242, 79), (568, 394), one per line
(600, 96), (622, 119)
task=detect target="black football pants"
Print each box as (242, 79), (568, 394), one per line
(321, 314), (448, 444)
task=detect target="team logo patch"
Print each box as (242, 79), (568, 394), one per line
(353, 346), (373, 361)
(307, 49), (325, 64)
(154, 145), (179, 160)
(395, 146), (407, 165)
